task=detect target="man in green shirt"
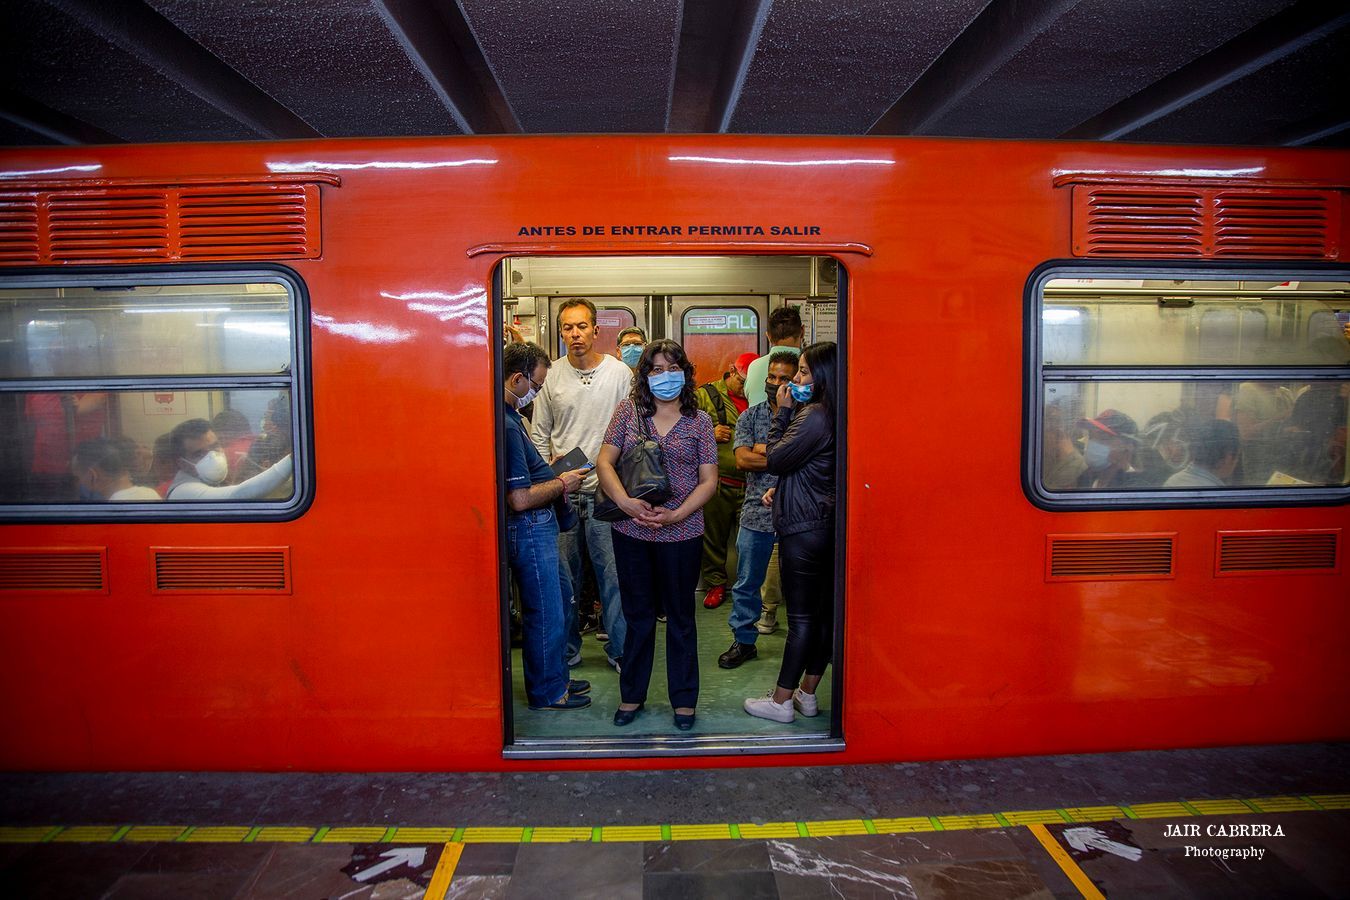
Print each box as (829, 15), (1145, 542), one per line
(744, 307), (804, 406)
(694, 353), (752, 609)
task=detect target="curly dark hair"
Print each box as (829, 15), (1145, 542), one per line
(633, 339), (698, 419)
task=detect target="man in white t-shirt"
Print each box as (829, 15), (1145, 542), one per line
(531, 299), (633, 670)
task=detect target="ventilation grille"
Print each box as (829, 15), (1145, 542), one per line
(0, 548), (107, 592)
(1046, 533), (1175, 581)
(152, 547), (291, 593)
(1213, 192), (1338, 258)
(0, 178), (324, 265)
(1072, 185), (1339, 259)
(1216, 530), (1340, 576)
(0, 194), (40, 263)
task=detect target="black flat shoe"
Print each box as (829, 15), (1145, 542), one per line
(673, 712), (695, 731)
(613, 703), (644, 726)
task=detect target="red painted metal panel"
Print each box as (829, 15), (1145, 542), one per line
(0, 547), (108, 594)
(1045, 533), (1176, 582)
(0, 136), (1346, 773)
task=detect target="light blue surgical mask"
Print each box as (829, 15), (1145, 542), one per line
(1083, 438), (1112, 470)
(648, 370), (685, 401)
(789, 381), (814, 403)
(620, 343), (643, 366)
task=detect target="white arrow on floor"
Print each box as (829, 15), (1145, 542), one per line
(1063, 827), (1143, 861)
(353, 847), (428, 882)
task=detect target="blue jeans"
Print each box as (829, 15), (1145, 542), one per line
(558, 492), (627, 664)
(506, 506), (569, 708)
(729, 526), (776, 645)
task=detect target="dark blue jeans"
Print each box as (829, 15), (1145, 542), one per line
(729, 526), (776, 644)
(558, 492), (627, 665)
(507, 506), (569, 708)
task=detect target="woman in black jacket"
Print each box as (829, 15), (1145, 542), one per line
(743, 341), (837, 723)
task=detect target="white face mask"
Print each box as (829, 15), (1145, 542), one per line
(509, 379), (539, 410)
(186, 449), (229, 485)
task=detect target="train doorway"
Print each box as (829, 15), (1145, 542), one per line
(495, 255), (846, 758)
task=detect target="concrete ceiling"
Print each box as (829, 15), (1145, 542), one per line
(1, 0), (1347, 148)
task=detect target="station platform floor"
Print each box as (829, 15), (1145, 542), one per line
(1, 742), (1346, 898)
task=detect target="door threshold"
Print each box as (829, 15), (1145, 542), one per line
(504, 732), (844, 760)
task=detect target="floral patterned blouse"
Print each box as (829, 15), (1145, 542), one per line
(602, 399), (717, 543)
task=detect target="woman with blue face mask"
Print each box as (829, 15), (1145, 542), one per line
(596, 339), (718, 731)
(743, 341), (839, 725)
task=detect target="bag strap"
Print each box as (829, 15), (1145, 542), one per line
(701, 383), (729, 425)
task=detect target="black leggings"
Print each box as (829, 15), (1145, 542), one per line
(775, 525), (835, 692)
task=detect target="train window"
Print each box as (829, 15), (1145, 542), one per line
(1031, 273), (1350, 508)
(0, 271), (307, 519)
(680, 306), (759, 383)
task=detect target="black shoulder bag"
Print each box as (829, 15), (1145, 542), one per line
(592, 414), (672, 522)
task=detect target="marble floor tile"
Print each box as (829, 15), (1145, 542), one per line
(767, 838), (918, 899)
(1153, 846), (1328, 898)
(643, 838), (772, 873)
(504, 842), (643, 900)
(0, 844), (152, 900)
(900, 858), (1053, 900)
(442, 873), (510, 900)
(645, 870), (780, 899)
(102, 870), (255, 899)
(456, 842), (520, 876)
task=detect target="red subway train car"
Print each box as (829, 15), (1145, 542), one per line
(0, 135), (1346, 771)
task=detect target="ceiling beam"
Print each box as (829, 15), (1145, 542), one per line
(1061, 1), (1350, 141)
(868, 0), (1081, 136)
(714, 0), (773, 133)
(0, 88), (123, 145)
(1253, 111), (1350, 148)
(43, 0), (320, 140)
(371, 0), (520, 134)
(666, 0), (760, 132)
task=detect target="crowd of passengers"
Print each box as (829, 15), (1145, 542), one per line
(1044, 378), (1348, 492)
(503, 301), (832, 728)
(20, 394), (294, 503)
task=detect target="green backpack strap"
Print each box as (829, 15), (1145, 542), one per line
(701, 382), (728, 425)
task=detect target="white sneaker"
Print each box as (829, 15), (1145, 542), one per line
(754, 612), (777, 635)
(743, 691), (794, 723)
(793, 689), (819, 717)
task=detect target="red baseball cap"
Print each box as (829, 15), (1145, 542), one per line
(734, 352), (758, 377)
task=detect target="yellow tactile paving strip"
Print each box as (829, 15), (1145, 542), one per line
(0, 793), (1343, 845)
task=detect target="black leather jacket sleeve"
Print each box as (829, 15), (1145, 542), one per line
(765, 404), (831, 475)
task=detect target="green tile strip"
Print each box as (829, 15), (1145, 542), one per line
(862, 820), (877, 835)
(39, 828), (62, 843)
(1178, 801), (1204, 816)
(590, 827), (602, 843)
(109, 826), (131, 842)
(795, 822), (809, 837)
(1121, 806), (1140, 819)
(175, 827), (194, 842)
(729, 824), (742, 839)
(1055, 809), (1074, 823)
(311, 827), (330, 843)
(380, 827), (397, 843)
(1303, 795), (1325, 810)
(929, 816), (945, 831)
(451, 827), (466, 843)
(521, 827), (534, 843)
(243, 827), (262, 843)
(993, 813), (1012, 828)
(659, 825), (672, 841)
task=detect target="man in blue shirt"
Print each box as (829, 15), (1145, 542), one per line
(504, 342), (594, 710)
(717, 350), (800, 669)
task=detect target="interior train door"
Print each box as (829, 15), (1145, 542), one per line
(544, 296), (649, 362)
(669, 295), (769, 383)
